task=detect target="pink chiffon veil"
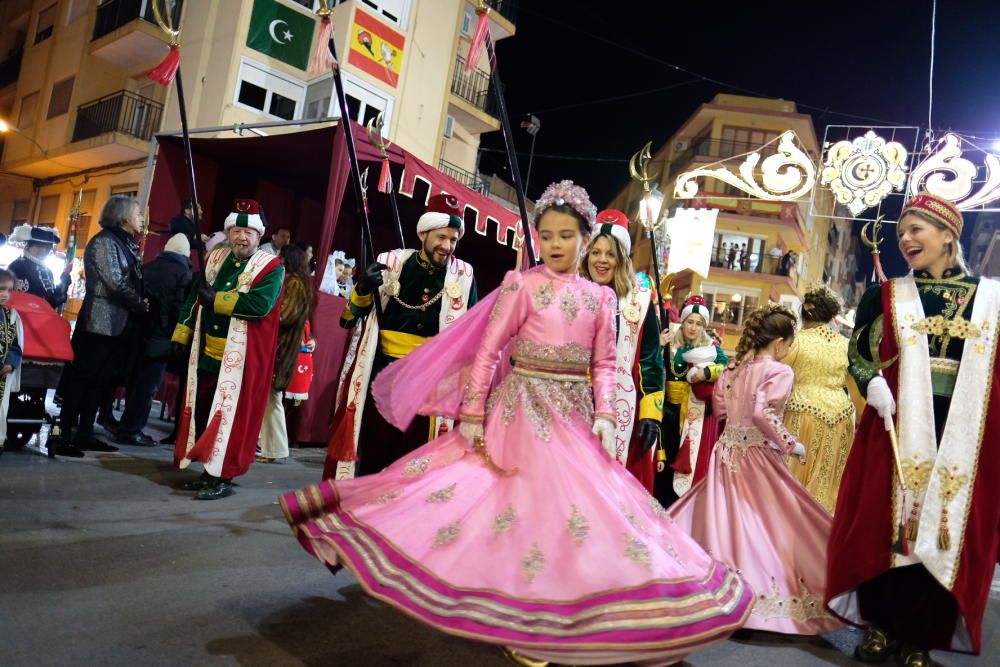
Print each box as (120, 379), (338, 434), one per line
(371, 286), (515, 431)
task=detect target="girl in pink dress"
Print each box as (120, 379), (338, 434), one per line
(669, 304), (843, 636)
(280, 181), (752, 666)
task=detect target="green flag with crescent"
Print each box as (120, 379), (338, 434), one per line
(246, 0), (316, 71)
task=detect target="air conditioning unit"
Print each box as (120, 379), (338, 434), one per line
(444, 115), (455, 139)
(674, 139), (689, 151)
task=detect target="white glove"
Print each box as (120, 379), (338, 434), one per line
(459, 420), (483, 444)
(591, 418), (617, 460)
(686, 366), (705, 383)
(866, 376), (896, 432)
(790, 441), (806, 461)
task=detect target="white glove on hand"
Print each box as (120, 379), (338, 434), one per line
(459, 420), (483, 444)
(591, 418), (617, 461)
(790, 441), (806, 461)
(686, 366), (704, 383)
(866, 376), (896, 432)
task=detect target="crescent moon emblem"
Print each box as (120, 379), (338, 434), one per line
(269, 19), (291, 44)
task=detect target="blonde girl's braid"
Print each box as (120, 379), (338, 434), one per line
(732, 303), (798, 368)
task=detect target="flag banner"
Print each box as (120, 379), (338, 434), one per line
(347, 7), (405, 88)
(247, 0), (316, 71)
(666, 208), (719, 278)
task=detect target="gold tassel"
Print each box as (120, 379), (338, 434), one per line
(905, 503), (921, 541)
(938, 508), (951, 551)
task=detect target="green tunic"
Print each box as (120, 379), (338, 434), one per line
(173, 252), (284, 373)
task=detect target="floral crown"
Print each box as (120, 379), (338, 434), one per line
(534, 180), (597, 225)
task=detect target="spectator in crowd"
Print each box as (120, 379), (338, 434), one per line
(168, 199), (208, 252)
(726, 243), (737, 269)
(50, 195), (147, 458)
(779, 250), (796, 276)
(741, 244), (752, 271)
(8, 225), (70, 309)
(715, 242), (728, 266)
(768, 244), (783, 274)
(115, 234), (193, 447)
(0, 269), (23, 460)
(257, 244), (313, 463)
(260, 227), (291, 256)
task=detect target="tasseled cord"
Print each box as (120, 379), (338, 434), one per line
(464, 7), (490, 71)
(377, 158), (392, 193)
(147, 43), (181, 86)
(309, 15), (338, 75)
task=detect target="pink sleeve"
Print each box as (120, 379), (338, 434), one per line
(590, 286), (618, 422)
(712, 367), (730, 420)
(750, 363), (798, 453)
(458, 271), (528, 421)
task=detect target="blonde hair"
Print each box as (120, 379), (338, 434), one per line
(580, 233), (636, 299)
(670, 311), (713, 349)
(901, 210), (971, 274)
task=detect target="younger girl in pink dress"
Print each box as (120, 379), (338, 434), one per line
(669, 304), (843, 636)
(280, 181), (752, 666)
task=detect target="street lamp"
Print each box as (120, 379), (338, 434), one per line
(0, 117), (47, 155)
(629, 141), (670, 328)
(520, 114), (540, 197)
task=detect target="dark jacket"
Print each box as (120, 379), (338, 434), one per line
(141, 251), (193, 356)
(8, 255), (67, 309)
(78, 227), (145, 337)
(168, 214), (205, 251)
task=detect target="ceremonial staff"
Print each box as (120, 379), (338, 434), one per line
(467, 1), (536, 266)
(367, 112), (406, 248)
(629, 142), (670, 329)
(147, 0), (205, 271)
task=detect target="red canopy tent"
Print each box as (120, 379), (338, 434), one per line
(145, 121), (526, 444)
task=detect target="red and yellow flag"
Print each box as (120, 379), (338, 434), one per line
(348, 8), (405, 88)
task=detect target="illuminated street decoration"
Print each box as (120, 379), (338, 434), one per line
(909, 133), (1000, 210)
(674, 131), (815, 202)
(820, 130), (908, 216)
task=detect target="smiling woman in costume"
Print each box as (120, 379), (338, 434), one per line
(579, 209), (665, 491)
(826, 192), (1000, 666)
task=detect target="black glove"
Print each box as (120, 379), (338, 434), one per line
(172, 342), (189, 364)
(355, 262), (388, 296)
(637, 418), (660, 453)
(198, 283), (216, 308)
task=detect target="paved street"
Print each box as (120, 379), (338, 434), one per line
(1, 412), (996, 666)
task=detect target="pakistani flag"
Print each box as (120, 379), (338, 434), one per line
(246, 0), (315, 71)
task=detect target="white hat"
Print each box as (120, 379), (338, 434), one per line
(164, 233), (190, 257)
(222, 198), (266, 235)
(10, 224), (33, 243)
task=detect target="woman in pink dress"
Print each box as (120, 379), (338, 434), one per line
(669, 304), (843, 636)
(280, 181), (753, 666)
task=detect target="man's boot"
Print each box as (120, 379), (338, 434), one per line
(180, 471), (214, 491)
(196, 478), (234, 500)
(47, 425), (84, 459)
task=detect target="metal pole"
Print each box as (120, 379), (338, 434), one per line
(525, 130), (537, 198)
(172, 67), (205, 272)
(484, 33), (536, 266)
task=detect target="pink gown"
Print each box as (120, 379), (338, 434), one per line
(281, 267), (753, 666)
(668, 355), (843, 635)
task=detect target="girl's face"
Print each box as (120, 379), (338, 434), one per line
(586, 235), (617, 286)
(897, 213), (953, 273)
(773, 334), (794, 361)
(537, 210), (589, 274)
(682, 313), (706, 342)
(334, 261), (345, 280)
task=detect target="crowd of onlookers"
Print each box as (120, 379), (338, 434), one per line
(711, 240), (798, 277)
(0, 196), (319, 460)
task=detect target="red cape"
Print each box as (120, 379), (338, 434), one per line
(825, 280), (1000, 653)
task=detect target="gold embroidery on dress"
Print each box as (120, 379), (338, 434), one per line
(936, 466), (969, 550)
(426, 483), (456, 504)
(718, 424), (768, 472)
(494, 506), (516, 536)
(559, 289), (581, 324)
(624, 535), (651, 568)
(912, 315), (982, 340)
(434, 521), (461, 547)
(900, 456), (932, 540)
(369, 490), (401, 505)
(522, 543), (545, 581)
(513, 338), (591, 366)
(490, 276), (522, 323)
(582, 290), (600, 314)
(752, 576), (831, 623)
(533, 282), (555, 311)
(403, 457), (431, 476)
(567, 506), (590, 544)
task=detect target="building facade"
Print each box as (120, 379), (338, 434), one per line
(608, 94), (855, 350)
(0, 0), (515, 251)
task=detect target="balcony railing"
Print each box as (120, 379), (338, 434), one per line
(93, 0), (184, 41)
(485, 0), (518, 24)
(451, 55), (499, 117)
(72, 90), (163, 143)
(439, 159), (490, 196)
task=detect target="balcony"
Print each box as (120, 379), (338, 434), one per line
(439, 159), (490, 196)
(90, 0), (181, 71)
(449, 55), (501, 134)
(73, 90), (163, 143)
(485, 0), (518, 25)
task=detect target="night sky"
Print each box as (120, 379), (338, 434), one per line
(478, 0), (1000, 277)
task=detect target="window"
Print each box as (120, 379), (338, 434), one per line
(10, 199), (30, 226)
(47, 76), (74, 119)
(74, 189), (98, 249)
(289, 0), (348, 10)
(36, 194), (60, 226)
(304, 76), (332, 119)
(304, 72), (394, 128)
(720, 126), (780, 158)
(702, 283), (761, 328)
(461, 9), (473, 36)
(358, 0), (410, 28)
(66, 0), (88, 24)
(35, 4), (57, 44)
(110, 184), (138, 198)
(234, 57), (305, 120)
(710, 233), (766, 273)
(18, 91), (39, 130)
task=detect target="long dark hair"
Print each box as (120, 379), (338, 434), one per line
(280, 244), (311, 284)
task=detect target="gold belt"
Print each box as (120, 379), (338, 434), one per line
(512, 358), (589, 383)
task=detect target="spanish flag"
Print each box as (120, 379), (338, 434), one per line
(348, 8), (405, 88)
